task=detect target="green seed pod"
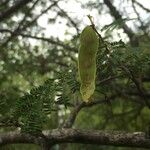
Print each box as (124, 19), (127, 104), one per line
(78, 25), (99, 102)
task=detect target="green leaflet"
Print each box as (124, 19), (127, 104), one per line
(78, 26), (99, 102)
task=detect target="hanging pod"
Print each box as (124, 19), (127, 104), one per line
(78, 25), (99, 102)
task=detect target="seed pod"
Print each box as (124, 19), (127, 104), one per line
(78, 25), (99, 102)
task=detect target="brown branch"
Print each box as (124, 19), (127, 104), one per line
(103, 0), (139, 47)
(20, 0), (58, 31)
(15, 0), (40, 30)
(0, 0), (40, 44)
(134, 0), (150, 13)
(63, 95), (116, 128)
(129, 72), (150, 108)
(63, 102), (84, 128)
(56, 4), (79, 34)
(0, 129), (150, 149)
(1, 1), (58, 48)
(0, 0), (33, 22)
(131, 0), (149, 38)
(0, 29), (77, 52)
(97, 75), (122, 85)
(119, 65), (150, 108)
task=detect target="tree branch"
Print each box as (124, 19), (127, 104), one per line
(0, 129), (150, 149)
(0, 29), (77, 52)
(103, 0), (139, 47)
(56, 4), (79, 34)
(0, 0), (33, 22)
(63, 102), (84, 128)
(134, 0), (150, 13)
(0, 0), (40, 47)
(119, 65), (150, 108)
(0, 1), (59, 48)
(63, 95), (116, 128)
(131, 0), (149, 38)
